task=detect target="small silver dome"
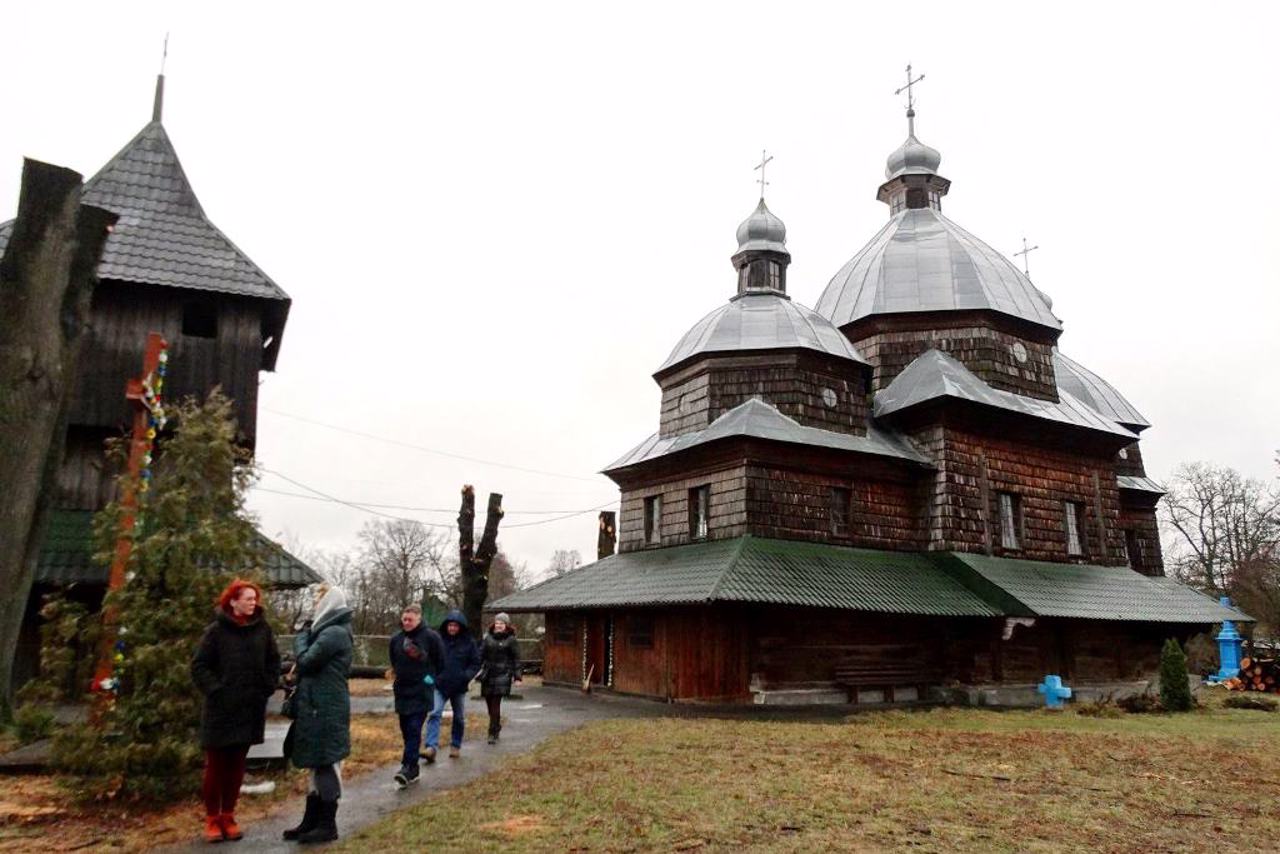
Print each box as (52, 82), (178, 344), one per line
(735, 198), (788, 254)
(885, 132), (942, 179)
(656, 293), (865, 376)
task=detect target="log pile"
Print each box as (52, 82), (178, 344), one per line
(1223, 656), (1280, 693)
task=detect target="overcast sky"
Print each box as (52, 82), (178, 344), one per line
(3, 2), (1277, 579)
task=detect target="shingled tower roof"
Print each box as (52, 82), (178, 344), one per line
(0, 75), (291, 367)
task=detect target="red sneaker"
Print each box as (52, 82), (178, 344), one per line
(204, 815), (225, 843)
(219, 814), (243, 841)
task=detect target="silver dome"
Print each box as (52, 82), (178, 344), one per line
(735, 198), (788, 254)
(656, 292), (866, 375)
(815, 208), (1062, 331)
(885, 133), (942, 179)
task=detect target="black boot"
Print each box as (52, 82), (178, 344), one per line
(297, 798), (338, 844)
(282, 794), (320, 841)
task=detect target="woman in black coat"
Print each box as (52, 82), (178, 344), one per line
(478, 612), (521, 744)
(191, 579), (280, 844)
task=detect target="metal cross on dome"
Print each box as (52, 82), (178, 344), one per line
(1014, 237), (1040, 277)
(895, 64), (925, 113)
(754, 149), (773, 199)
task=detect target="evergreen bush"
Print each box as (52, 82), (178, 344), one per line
(1158, 637), (1194, 712)
(46, 391), (263, 801)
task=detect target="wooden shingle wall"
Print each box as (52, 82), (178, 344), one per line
(618, 467), (748, 552)
(743, 465), (925, 550)
(913, 425), (1128, 564)
(657, 352), (868, 439)
(851, 317), (1058, 401)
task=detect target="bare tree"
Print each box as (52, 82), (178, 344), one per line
(1161, 462), (1280, 596)
(355, 519), (452, 634)
(0, 160), (115, 717)
(489, 548), (531, 601)
(547, 548), (583, 578)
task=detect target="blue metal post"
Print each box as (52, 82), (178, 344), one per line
(1211, 596), (1243, 682)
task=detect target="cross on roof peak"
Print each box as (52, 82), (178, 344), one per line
(1014, 237), (1040, 277)
(894, 64), (925, 135)
(753, 149), (773, 200)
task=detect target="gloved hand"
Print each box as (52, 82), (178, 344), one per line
(422, 674), (435, 687)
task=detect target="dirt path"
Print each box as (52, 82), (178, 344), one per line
(164, 686), (662, 851)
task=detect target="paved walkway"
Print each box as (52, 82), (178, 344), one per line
(167, 686), (663, 852)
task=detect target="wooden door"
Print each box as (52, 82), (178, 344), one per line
(585, 613), (612, 685)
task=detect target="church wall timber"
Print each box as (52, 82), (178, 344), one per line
(743, 465), (925, 550)
(1115, 441), (1147, 477)
(618, 466), (748, 552)
(1118, 503), (1164, 576)
(74, 283), (265, 444)
(915, 425), (1128, 564)
(542, 611), (582, 685)
(657, 353), (868, 439)
(851, 321), (1057, 401)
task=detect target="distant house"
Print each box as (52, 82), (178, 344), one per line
(0, 76), (321, 692)
(493, 99), (1248, 704)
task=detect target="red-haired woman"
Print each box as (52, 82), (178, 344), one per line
(191, 579), (280, 843)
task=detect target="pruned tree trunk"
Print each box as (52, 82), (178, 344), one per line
(0, 159), (116, 717)
(457, 484), (503, 638)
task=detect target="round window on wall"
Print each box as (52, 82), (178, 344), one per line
(1118, 448), (1129, 460)
(821, 387), (838, 408)
(1010, 342), (1028, 364)
(678, 394), (693, 415)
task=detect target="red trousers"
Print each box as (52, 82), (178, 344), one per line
(202, 746), (249, 817)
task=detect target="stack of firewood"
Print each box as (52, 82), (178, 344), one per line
(1223, 655), (1280, 693)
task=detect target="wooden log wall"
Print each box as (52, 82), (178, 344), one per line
(542, 611), (582, 685)
(911, 423), (1128, 564)
(848, 312), (1059, 401)
(71, 282), (267, 443)
(657, 352), (869, 440)
(55, 427), (120, 510)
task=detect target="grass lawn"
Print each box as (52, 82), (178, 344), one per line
(339, 696), (1280, 854)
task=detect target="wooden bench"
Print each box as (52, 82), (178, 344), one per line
(834, 664), (935, 704)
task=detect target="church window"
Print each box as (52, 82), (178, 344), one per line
(1064, 501), (1085, 556)
(688, 485), (710, 540)
(890, 194), (905, 215)
(643, 495), (662, 545)
(1125, 530), (1143, 570)
(768, 261), (781, 290)
(182, 299), (218, 339)
(739, 265), (750, 291)
(928, 190), (941, 211)
(628, 615), (655, 649)
(830, 487), (851, 537)
(999, 492), (1021, 550)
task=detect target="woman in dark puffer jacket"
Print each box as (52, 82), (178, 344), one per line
(478, 612), (522, 744)
(191, 579), (280, 844)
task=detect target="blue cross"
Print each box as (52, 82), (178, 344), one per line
(1037, 674), (1072, 709)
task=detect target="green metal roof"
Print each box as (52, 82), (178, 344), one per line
(491, 536), (1001, 617)
(492, 537), (1250, 625)
(35, 509), (323, 589)
(940, 553), (1252, 623)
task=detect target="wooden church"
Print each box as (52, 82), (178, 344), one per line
(494, 94), (1247, 704)
(0, 76), (320, 690)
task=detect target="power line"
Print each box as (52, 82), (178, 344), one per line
(260, 407), (605, 484)
(255, 467), (616, 530)
(254, 485), (611, 515)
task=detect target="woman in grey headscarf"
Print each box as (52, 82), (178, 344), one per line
(282, 585), (353, 844)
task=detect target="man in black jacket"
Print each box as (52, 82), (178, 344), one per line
(388, 604), (445, 787)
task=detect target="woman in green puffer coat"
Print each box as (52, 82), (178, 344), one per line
(282, 585), (352, 844)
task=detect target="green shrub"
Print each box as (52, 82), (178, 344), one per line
(1159, 638), (1193, 712)
(1222, 693), (1279, 712)
(13, 705), (54, 744)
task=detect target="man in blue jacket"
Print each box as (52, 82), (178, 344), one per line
(388, 603), (445, 787)
(423, 610), (481, 760)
